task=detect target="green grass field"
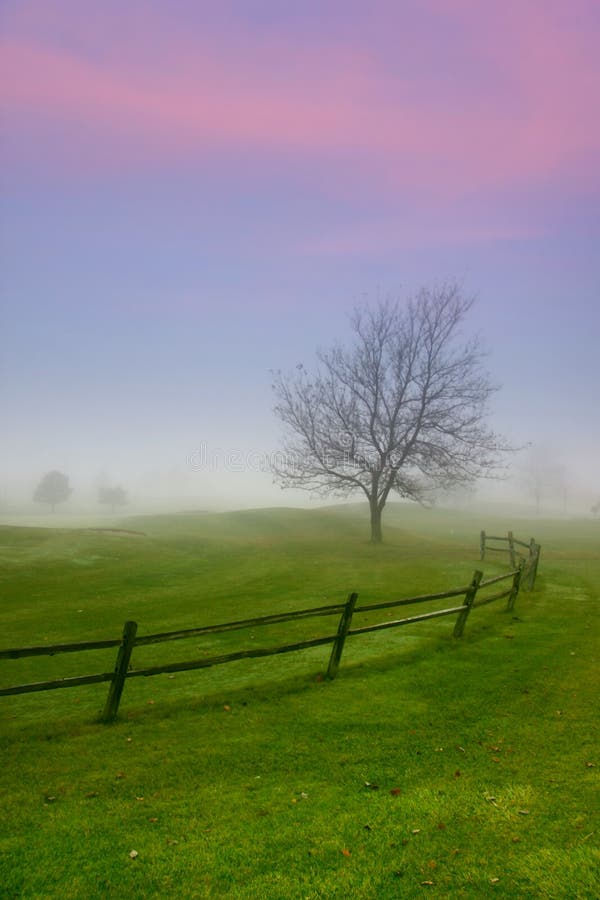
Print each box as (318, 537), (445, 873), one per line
(0, 503), (598, 898)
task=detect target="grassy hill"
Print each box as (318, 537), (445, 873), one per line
(0, 504), (598, 898)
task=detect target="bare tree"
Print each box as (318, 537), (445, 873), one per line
(271, 285), (508, 542)
(516, 445), (568, 515)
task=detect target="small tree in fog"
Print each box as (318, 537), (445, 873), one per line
(98, 485), (128, 512)
(272, 285), (508, 543)
(518, 446), (567, 515)
(33, 470), (72, 512)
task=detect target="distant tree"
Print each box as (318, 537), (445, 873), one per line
(98, 485), (128, 512)
(591, 500), (600, 516)
(517, 446), (567, 515)
(33, 470), (72, 512)
(272, 285), (509, 543)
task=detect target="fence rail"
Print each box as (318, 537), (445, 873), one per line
(480, 530), (540, 589)
(1, 533), (533, 723)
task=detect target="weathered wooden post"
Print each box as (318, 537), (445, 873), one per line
(524, 538), (534, 590)
(507, 562), (523, 611)
(453, 570), (483, 638)
(508, 530), (516, 568)
(101, 620), (137, 723)
(480, 530), (486, 561)
(527, 543), (541, 590)
(326, 593), (358, 680)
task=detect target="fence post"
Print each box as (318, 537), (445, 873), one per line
(507, 562), (523, 611)
(480, 530), (486, 561)
(508, 530), (516, 568)
(527, 543), (541, 590)
(326, 593), (358, 680)
(453, 570), (483, 638)
(100, 620), (137, 723)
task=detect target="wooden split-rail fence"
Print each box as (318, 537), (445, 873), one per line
(0, 532), (537, 723)
(479, 530), (541, 590)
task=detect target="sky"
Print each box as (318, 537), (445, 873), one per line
(1, 0), (599, 514)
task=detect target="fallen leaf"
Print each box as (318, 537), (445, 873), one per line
(437, 822), (446, 830)
(223, 705), (231, 711)
(116, 772), (126, 779)
(390, 788), (402, 796)
(149, 817), (158, 823)
(341, 848), (351, 857)
(85, 791), (98, 798)
(365, 782), (379, 790)
(454, 770), (461, 778)
(490, 877), (500, 884)
(412, 829), (421, 834)
(511, 836), (521, 843)
(421, 880), (434, 886)
(492, 757), (501, 763)
(518, 809), (530, 815)
(585, 761), (595, 768)
(129, 850), (138, 859)
(136, 796), (144, 801)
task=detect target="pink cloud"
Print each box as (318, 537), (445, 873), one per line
(0, 38), (378, 162)
(1, 0), (598, 198)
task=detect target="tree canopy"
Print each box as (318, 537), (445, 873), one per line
(33, 470), (72, 512)
(98, 485), (128, 512)
(272, 285), (508, 542)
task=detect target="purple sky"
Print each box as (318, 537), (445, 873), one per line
(1, 0), (599, 511)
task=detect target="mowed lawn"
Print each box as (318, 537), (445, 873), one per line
(0, 504), (598, 899)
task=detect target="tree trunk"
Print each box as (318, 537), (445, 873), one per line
(370, 499), (383, 543)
